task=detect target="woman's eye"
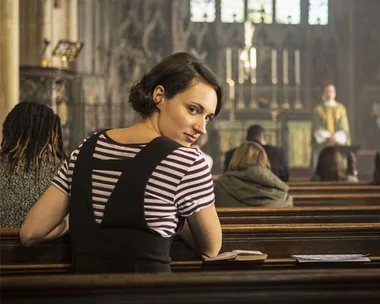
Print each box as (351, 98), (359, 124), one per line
(189, 106), (199, 114)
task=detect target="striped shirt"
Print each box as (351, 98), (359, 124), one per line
(52, 132), (215, 237)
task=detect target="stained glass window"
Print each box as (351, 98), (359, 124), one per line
(190, 0), (216, 22)
(221, 0), (245, 23)
(275, 0), (301, 24)
(247, 0), (273, 24)
(308, 0), (329, 25)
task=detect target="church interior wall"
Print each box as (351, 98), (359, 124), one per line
(1, 0), (379, 176)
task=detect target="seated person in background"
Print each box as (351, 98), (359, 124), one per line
(192, 134), (213, 170)
(224, 124), (289, 182)
(215, 142), (293, 208)
(372, 152), (380, 185)
(311, 146), (359, 182)
(0, 101), (65, 228)
(20, 52), (222, 274)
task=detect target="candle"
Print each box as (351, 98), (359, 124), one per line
(271, 49), (277, 84)
(226, 48), (232, 82)
(238, 48), (244, 83)
(283, 49), (289, 84)
(229, 80), (235, 100)
(250, 47), (257, 83)
(295, 49), (300, 84)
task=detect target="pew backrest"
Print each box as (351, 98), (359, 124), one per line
(2, 269), (380, 303)
(217, 206), (380, 224)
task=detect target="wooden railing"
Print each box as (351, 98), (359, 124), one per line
(2, 219), (380, 275)
(2, 269), (380, 303)
(292, 193), (380, 206)
(288, 185), (380, 195)
(1, 184), (379, 277)
(218, 206), (380, 224)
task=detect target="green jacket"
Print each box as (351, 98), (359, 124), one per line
(214, 165), (293, 208)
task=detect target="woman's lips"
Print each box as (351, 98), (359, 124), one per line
(184, 133), (197, 143)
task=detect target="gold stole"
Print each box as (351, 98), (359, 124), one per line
(325, 107), (335, 135)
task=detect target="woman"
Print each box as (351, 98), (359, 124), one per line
(311, 146), (359, 182)
(0, 102), (65, 227)
(20, 52), (222, 273)
(214, 142), (293, 207)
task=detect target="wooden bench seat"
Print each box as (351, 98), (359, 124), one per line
(2, 256), (380, 276)
(218, 206), (380, 224)
(287, 181), (370, 187)
(289, 185), (380, 195)
(218, 223), (380, 257)
(2, 223), (380, 275)
(2, 269), (380, 303)
(293, 193), (380, 206)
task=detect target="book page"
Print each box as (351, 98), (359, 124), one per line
(231, 250), (264, 256)
(292, 254), (370, 263)
(235, 253), (268, 261)
(203, 250), (268, 262)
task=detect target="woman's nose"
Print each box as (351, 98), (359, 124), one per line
(193, 118), (207, 135)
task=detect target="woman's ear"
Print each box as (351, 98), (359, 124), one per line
(153, 85), (165, 109)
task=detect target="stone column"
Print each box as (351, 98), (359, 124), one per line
(51, 1), (65, 67)
(69, 0), (78, 41)
(19, 0), (44, 66)
(0, 0), (19, 142)
(42, 0), (54, 65)
(347, 0), (356, 141)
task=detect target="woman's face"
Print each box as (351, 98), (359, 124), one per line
(155, 81), (217, 147)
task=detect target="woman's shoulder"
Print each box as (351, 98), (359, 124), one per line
(169, 146), (203, 161)
(165, 146), (210, 173)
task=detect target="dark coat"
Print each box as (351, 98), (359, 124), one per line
(224, 144), (289, 182)
(214, 165), (293, 208)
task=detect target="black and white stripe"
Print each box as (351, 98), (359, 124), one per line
(52, 132), (215, 237)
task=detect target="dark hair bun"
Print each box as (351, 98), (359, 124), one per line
(128, 52), (223, 119)
(128, 76), (157, 118)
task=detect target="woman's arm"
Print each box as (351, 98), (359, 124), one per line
(20, 185), (70, 247)
(179, 205), (222, 258)
(176, 151), (222, 258)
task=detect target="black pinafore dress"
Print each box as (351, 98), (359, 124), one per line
(69, 133), (182, 273)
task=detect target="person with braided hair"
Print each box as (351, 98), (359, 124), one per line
(21, 52), (222, 273)
(0, 101), (66, 227)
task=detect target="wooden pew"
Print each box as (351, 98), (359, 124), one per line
(171, 256), (380, 272)
(2, 269), (380, 303)
(2, 222), (380, 275)
(214, 175), (372, 188)
(3, 257), (380, 275)
(219, 223), (380, 257)
(289, 184), (380, 195)
(287, 181), (370, 187)
(292, 193), (380, 206)
(0, 229), (71, 266)
(213, 177), (380, 205)
(217, 206), (380, 224)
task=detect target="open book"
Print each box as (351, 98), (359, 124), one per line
(202, 250), (268, 262)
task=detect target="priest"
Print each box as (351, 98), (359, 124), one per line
(311, 83), (351, 169)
